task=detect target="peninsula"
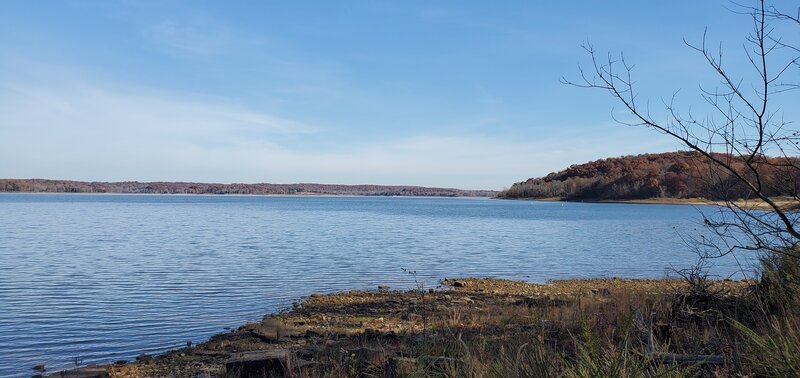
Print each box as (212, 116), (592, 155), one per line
(498, 151), (799, 208)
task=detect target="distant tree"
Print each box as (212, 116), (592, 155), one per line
(563, 1), (800, 260)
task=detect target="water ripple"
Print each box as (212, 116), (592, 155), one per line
(0, 194), (754, 376)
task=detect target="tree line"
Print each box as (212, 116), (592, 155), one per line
(498, 151), (800, 201)
(0, 179), (497, 197)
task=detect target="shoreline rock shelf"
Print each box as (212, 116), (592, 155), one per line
(42, 277), (751, 378)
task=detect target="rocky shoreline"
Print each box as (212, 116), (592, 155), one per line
(39, 277), (751, 378)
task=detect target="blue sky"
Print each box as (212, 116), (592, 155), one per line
(1, 1), (797, 189)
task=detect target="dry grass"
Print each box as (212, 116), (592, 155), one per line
(100, 269), (800, 377)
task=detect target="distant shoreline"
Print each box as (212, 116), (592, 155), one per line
(5, 192), (792, 210)
(0, 178), (498, 198)
(0, 191), (495, 199)
(511, 196), (796, 210)
(517, 196), (714, 206)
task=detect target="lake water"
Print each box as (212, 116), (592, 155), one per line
(0, 194), (755, 376)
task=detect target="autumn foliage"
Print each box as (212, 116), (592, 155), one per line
(499, 151), (800, 201)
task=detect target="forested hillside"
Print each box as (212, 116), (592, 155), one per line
(0, 179), (496, 197)
(499, 152), (799, 201)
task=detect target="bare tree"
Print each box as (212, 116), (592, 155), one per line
(562, 0), (800, 261)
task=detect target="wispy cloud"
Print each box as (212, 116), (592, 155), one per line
(0, 81), (317, 176)
(0, 57), (675, 190)
(2, 83), (313, 137)
(144, 18), (258, 56)
(0, 79), (672, 189)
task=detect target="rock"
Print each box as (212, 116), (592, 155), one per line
(296, 346), (320, 360)
(226, 350), (292, 378)
(451, 296), (474, 304)
(451, 280), (466, 288)
(513, 296), (570, 307)
(243, 318), (301, 342)
(135, 354), (152, 362)
(113, 360), (127, 365)
(46, 366), (109, 378)
(205, 340), (223, 350)
(309, 293), (322, 298)
(590, 288), (611, 296)
(33, 364), (45, 372)
(349, 347), (386, 367)
(378, 285), (391, 291)
(386, 357), (417, 377)
(194, 349), (229, 356)
(364, 328), (398, 340)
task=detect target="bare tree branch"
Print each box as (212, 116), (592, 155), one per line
(564, 0), (800, 260)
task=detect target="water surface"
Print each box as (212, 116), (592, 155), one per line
(0, 194), (754, 376)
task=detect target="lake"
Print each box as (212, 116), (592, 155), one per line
(0, 194), (755, 376)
